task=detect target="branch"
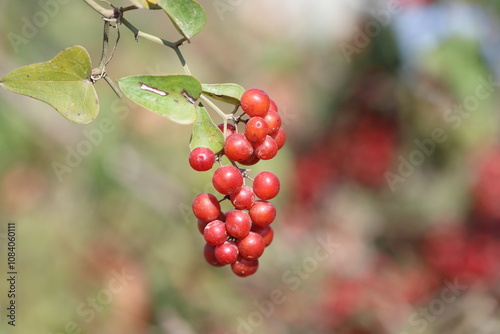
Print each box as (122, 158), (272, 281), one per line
(82, 0), (115, 19)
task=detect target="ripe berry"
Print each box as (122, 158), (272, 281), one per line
(245, 117), (269, 142)
(224, 133), (253, 162)
(192, 193), (221, 222)
(204, 243), (224, 267)
(217, 123), (236, 139)
(251, 224), (274, 247)
(240, 89), (270, 118)
(271, 128), (286, 150)
(225, 210), (252, 238)
(203, 220), (228, 246)
(189, 147), (215, 171)
(253, 171), (280, 200)
(268, 99), (278, 113)
(237, 232), (266, 260)
(215, 241), (239, 265)
(239, 153), (260, 166)
(249, 200), (276, 226)
(212, 165), (244, 195)
(230, 185), (255, 210)
(198, 220), (208, 235)
(264, 110), (281, 135)
(231, 256), (259, 277)
(253, 135), (278, 160)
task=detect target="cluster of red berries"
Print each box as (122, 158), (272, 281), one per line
(189, 88), (285, 277)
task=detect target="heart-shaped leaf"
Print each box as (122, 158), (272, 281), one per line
(0, 45), (98, 124)
(128, 0), (161, 9)
(202, 83), (245, 105)
(190, 104), (225, 153)
(118, 75), (202, 124)
(156, 0), (206, 39)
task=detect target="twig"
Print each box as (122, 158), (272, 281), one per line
(82, 0), (115, 19)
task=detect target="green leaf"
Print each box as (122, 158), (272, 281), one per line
(190, 105), (225, 153)
(202, 83), (245, 105)
(0, 45), (98, 124)
(118, 75), (202, 124)
(156, 0), (206, 39)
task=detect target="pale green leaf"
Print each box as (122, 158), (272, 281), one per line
(156, 0), (206, 39)
(202, 83), (245, 105)
(190, 105), (225, 153)
(0, 45), (98, 124)
(118, 75), (202, 124)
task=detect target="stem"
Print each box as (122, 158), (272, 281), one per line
(121, 17), (177, 48)
(82, 0), (115, 18)
(175, 47), (191, 75)
(97, 21), (110, 72)
(104, 75), (123, 98)
(121, 5), (139, 12)
(201, 94), (230, 121)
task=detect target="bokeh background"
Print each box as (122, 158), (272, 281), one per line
(1, 0), (500, 333)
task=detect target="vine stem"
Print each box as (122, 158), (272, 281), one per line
(200, 94), (230, 121)
(82, 0), (116, 19)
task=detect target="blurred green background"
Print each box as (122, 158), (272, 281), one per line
(1, 0), (500, 333)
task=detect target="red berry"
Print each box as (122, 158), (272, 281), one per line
(212, 165), (244, 195)
(249, 200), (276, 226)
(268, 99), (278, 113)
(192, 193), (221, 222)
(224, 133), (253, 162)
(230, 185), (255, 210)
(271, 128), (286, 150)
(253, 171), (280, 200)
(239, 153), (260, 166)
(204, 243), (224, 267)
(217, 123), (236, 139)
(231, 256), (259, 277)
(225, 210), (252, 238)
(253, 136), (278, 160)
(215, 240), (239, 265)
(237, 232), (265, 260)
(203, 220), (228, 246)
(189, 147), (215, 171)
(240, 89), (270, 118)
(264, 110), (281, 135)
(245, 117), (269, 142)
(197, 220), (208, 235)
(251, 224), (274, 247)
